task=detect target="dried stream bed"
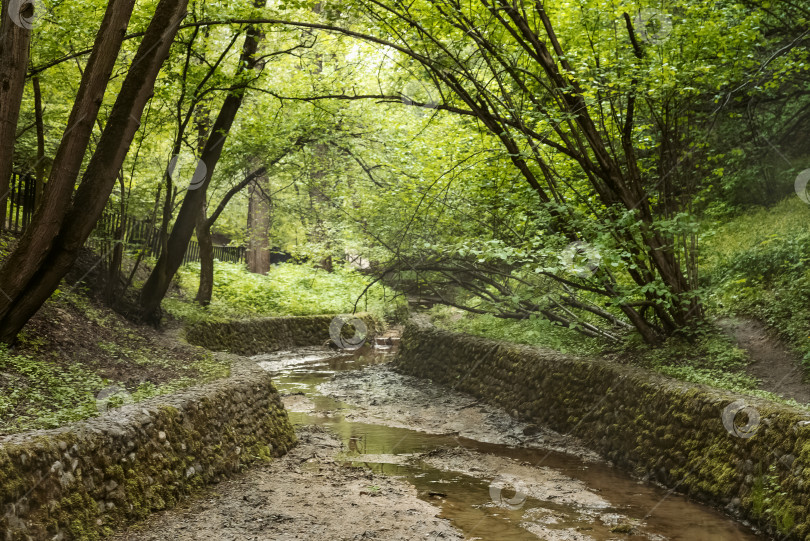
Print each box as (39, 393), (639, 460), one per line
(261, 347), (764, 541)
(116, 347), (766, 540)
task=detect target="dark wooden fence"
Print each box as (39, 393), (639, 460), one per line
(3, 172), (245, 265)
(180, 240), (246, 266)
(3, 172), (36, 233)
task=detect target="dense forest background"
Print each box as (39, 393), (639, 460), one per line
(0, 0), (809, 405)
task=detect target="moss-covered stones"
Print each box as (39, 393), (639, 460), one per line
(185, 314), (379, 355)
(0, 361), (295, 540)
(394, 322), (810, 540)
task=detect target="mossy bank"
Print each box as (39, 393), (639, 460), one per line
(394, 321), (810, 540)
(0, 360), (295, 540)
(185, 314), (379, 355)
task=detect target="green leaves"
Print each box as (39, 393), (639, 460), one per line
(171, 261), (399, 320)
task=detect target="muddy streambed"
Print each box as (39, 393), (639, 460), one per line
(257, 346), (764, 541)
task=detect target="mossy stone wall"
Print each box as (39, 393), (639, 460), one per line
(185, 314), (378, 356)
(394, 322), (810, 540)
(0, 361), (296, 540)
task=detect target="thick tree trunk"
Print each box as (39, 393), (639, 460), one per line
(246, 171), (271, 275)
(138, 9), (264, 321)
(194, 202), (214, 305)
(0, 0), (32, 227)
(158, 150), (178, 259)
(0, 0), (137, 330)
(0, 0), (187, 342)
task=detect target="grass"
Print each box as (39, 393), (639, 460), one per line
(0, 285), (230, 435)
(700, 197), (810, 272)
(430, 306), (602, 356)
(0, 341), (230, 433)
(702, 196), (810, 366)
(0, 345), (106, 430)
(165, 261), (403, 324)
(619, 325), (771, 399)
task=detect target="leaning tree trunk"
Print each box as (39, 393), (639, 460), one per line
(139, 92), (248, 320)
(193, 77), (215, 305)
(138, 8), (265, 322)
(0, 0), (32, 228)
(0, 0), (188, 342)
(0, 0), (137, 334)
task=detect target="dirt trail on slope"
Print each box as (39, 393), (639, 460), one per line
(719, 317), (810, 404)
(111, 426), (464, 541)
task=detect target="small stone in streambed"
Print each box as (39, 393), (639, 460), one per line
(610, 523), (635, 534)
(522, 424), (541, 436)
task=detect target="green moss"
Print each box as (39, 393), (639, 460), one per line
(250, 444), (275, 462)
(397, 325), (810, 540)
(185, 314), (380, 355)
(2, 367), (296, 539)
(54, 490), (101, 541)
(105, 464), (125, 482)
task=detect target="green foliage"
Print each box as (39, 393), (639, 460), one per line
(751, 463), (797, 534)
(0, 345), (104, 431)
(0, 287), (232, 434)
(655, 365), (759, 394)
(431, 307), (602, 356)
(167, 262), (402, 323)
(97, 341), (172, 369)
(704, 199), (810, 366)
(618, 320), (780, 396)
(0, 340), (230, 434)
(635, 325), (749, 370)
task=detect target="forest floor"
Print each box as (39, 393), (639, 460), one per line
(0, 246), (229, 434)
(718, 316), (810, 403)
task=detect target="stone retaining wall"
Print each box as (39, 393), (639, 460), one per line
(394, 322), (810, 540)
(0, 361), (296, 540)
(185, 314), (378, 356)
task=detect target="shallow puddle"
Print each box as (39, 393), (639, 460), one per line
(256, 347), (765, 541)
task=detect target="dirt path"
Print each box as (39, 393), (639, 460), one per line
(111, 426), (464, 541)
(718, 317), (810, 404)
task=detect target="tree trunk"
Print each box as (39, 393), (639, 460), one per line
(138, 8), (265, 321)
(0, 0), (136, 328)
(139, 93), (245, 321)
(105, 170), (127, 303)
(193, 71), (214, 304)
(0, 0), (32, 227)
(246, 170), (271, 275)
(0, 0), (187, 342)
(194, 201), (214, 305)
(32, 75), (46, 208)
